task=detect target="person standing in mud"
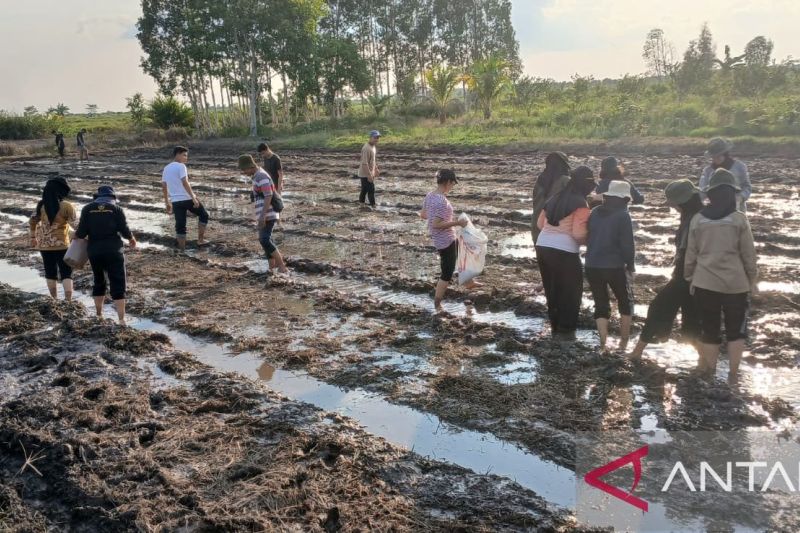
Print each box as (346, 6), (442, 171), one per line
(29, 177), (76, 301)
(531, 152), (571, 244)
(593, 157), (645, 205)
(684, 169), (758, 384)
(76, 128), (88, 162)
(75, 186), (137, 325)
(161, 146), (210, 250)
(699, 137), (751, 212)
(258, 142), (284, 194)
(585, 181), (636, 353)
(54, 131), (65, 158)
(419, 169), (475, 312)
(357, 130), (380, 208)
(629, 180), (702, 360)
(238, 154), (288, 274)
(535, 171), (596, 336)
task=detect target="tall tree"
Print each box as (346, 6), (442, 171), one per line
(468, 55), (511, 119)
(642, 28), (676, 79)
(744, 36), (774, 67)
(425, 65), (460, 123)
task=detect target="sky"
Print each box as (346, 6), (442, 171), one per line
(1, 0), (799, 113)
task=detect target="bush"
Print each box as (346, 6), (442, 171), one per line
(148, 95), (194, 130)
(165, 127), (189, 142)
(0, 113), (52, 140)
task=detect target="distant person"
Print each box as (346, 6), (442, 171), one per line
(585, 181), (635, 352)
(699, 137), (751, 212)
(54, 131), (65, 158)
(629, 180), (702, 360)
(684, 169), (758, 384)
(257, 142), (284, 193)
(420, 169), (477, 312)
(76, 128), (88, 161)
(593, 157), (644, 205)
(75, 186), (137, 325)
(161, 146), (209, 250)
(531, 152), (571, 244)
(357, 130), (380, 208)
(535, 171), (596, 336)
(238, 154), (288, 274)
(29, 177), (76, 301)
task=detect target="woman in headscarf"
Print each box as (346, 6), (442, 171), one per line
(535, 169), (597, 335)
(531, 152), (571, 244)
(75, 186), (137, 325)
(684, 169), (758, 384)
(629, 180), (703, 360)
(29, 177), (77, 300)
(698, 137), (751, 212)
(593, 157), (645, 205)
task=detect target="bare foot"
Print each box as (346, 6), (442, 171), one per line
(727, 372), (739, 386)
(118, 318), (126, 326)
(618, 337), (629, 352)
(197, 240), (210, 247)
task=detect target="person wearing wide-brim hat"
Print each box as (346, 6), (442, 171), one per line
(585, 180), (636, 352)
(684, 168), (758, 384)
(75, 185), (137, 325)
(238, 154), (288, 274)
(698, 137), (751, 212)
(629, 179), (703, 360)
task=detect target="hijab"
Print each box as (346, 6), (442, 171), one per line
(38, 178), (70, 223)
(533, 152), (571, 199)
(701, 185), (738, 220)
(711, 154), (735, 171)
(676, 193), (703, 250)
(544, 173), (596, 226)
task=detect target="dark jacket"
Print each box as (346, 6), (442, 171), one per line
(596, 178), (645, 205)
(75, 202), (132, 256)
(585, 204), (635, 271)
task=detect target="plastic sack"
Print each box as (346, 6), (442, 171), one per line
(456, 213), (488, 285)
(64, 238), (89, 269)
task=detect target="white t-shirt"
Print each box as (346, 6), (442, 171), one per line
(161, 162), (191, 202)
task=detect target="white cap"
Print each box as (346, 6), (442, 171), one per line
(603, 180), (632, 200)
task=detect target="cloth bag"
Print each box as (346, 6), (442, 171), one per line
(456, 214), (488, 285)
(63, 238), (89, 269)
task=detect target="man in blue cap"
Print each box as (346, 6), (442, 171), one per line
(357, 130), (380, 208)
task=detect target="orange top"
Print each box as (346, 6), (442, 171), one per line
(536, 207), (590, 252)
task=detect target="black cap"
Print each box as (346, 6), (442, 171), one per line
(436, 169), (458, 184)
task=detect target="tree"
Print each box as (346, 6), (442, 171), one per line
(425, 65), (460, 123)
(468, 55), (511, 119)
(744, 36), (774, 67)
(675, 23), (717, 95)
(714, 45), (745, 72)
(23, 106), (38, 117)
(47, 103), (69, 117)
(366, 94), (391, 118)
(512, 76), (553, 116)
(86, 104), (98, 117)
(642, 28), (676, 79)
(126, 93), (146, 130)
(148, 94), (194, 129)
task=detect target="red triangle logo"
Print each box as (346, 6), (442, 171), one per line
(584, 445), (649, 512)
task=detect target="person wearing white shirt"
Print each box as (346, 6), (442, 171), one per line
(161, 146), (209, 250)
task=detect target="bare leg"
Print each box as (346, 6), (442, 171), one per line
(434, 279), (448, 312)
(727, 339), (745, 384)
(698, 343), (719, 377)
(596, 318), (609, 352)
(462, 279), (482, 289)
(629, 340), (646, 360)
(62, 279), (73, 301)
(113, 299), (126, 325)
(176, 236), (187, 251)
(618, 314), (632, 352)
(93, 295), (105, 318)
(270, 250), (288, 273)
(198, 224), (207, 245)
(46, 279), (58, 299)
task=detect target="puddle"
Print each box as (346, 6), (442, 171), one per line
(0, 259), (576, 509)
(758, 280), (800, 293)
(498, 232), (534, 259)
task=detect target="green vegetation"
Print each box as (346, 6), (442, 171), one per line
(148, 95), (194, 130)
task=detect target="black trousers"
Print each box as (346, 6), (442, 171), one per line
(41, 250), (72, 281)
(694, 287), (749, 344)
(586, 267), (633, 319)
(536, 246), (583, 333)
(359, 178), (376, 206)
(89, 251), (127, 300)
(172, 200), (209, 237)
(640, 276), (700, 344)
(438, 240), (458, 282)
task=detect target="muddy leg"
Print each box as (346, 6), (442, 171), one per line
(176, 236), (187, 251)
(629, 340), (646, 360)
(270, 250), (288, 273)
(62, 279), (73, 302)
(698, 343), (719, 377)
(727, 339), (745, 384)
(46, 279), (58, 299)
(619, 314), (632, 352)
(93, 295), (105, 318)
(198, 224), (207, 245)
(596, 318), (609, 352)
(434, 279), (448, 312)
(113, 299), (126, 325)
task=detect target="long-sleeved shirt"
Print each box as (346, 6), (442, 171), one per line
(29, 201), (76, 251)
(75, 202), (133, 256)
(536, 207), (590, 253)
(585, 205), (636, 271)
(358, 143), (376, 179)
(699, 160), (751, 212)
(596, 178), (645, 205)
(684, 211), (758, 294)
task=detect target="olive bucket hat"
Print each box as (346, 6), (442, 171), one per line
(705, 137), (733, 157)
(664, 179), (700, 206)
(705, 168), (741, 192)
(238, 154), (258, 171)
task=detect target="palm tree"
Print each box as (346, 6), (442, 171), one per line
(468, 56), (511, 120)
(425, 65), (460, 124)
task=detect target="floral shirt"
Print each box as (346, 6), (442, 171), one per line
(29, 201), (77, 250)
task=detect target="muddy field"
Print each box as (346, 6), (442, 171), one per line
(1, 145), (799, 531)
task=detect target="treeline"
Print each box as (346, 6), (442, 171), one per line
(136, 0), (519, 135)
